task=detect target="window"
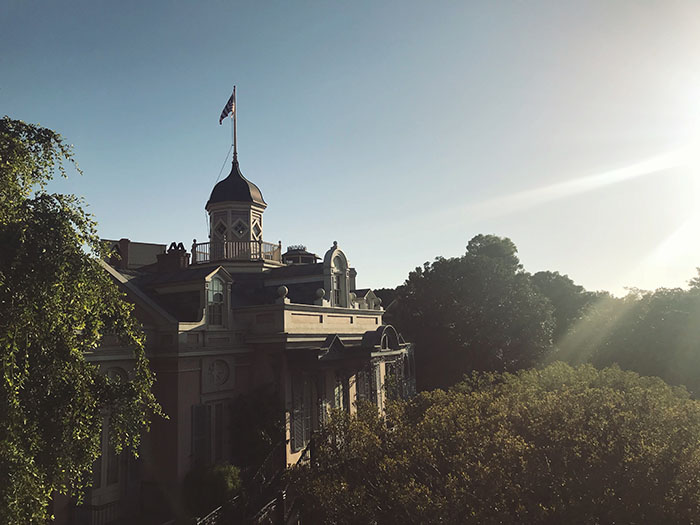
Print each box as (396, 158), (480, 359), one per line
(106, 446), (119, 485)
(333, 373), (350, 413)
(192, 404), (211, 468)
(331, 255), (346, 307)
(90, 368), (128, 496)
(191, 401), (226, 467)
(332, 274), (342, 306)
(213, 403), (224, 462)
(92, 455), (102, 489)
(385, 359), (404, 401)
(356, 369), (371, 402)
(371, 363), (383, 412)
(231, 218), (248, 238)
(291, 373), (312, 452)
(317, 374), (329, 428)
(208, 277), (225, 326)
(332, 255), (345, 271)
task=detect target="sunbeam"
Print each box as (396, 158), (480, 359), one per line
(548, 294), (639, 366)
(615, 162), (700, 291)
(451, 147), (691, 222)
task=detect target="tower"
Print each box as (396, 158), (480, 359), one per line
(194, 87), (281, 267)
(204, 157), (270, 263)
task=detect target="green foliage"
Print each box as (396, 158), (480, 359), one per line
(394, 234), (554, 389)
(292, 363), (700, 524)
(0, 117), (160, 523)
(183, 463), (241, 517)
(560, 281), (700, 396)
(531, 270), (602, 343)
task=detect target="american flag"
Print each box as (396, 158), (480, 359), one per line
(219, 92), (235, 124)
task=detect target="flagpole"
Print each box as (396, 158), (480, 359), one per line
(232, 85), (237, 163)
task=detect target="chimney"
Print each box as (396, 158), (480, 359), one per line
(157, 242), (190, 272)
(109, 238), (131, 269)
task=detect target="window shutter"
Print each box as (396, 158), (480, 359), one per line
(291, 374), (304, 452)
(372, 364), (383, 411)
(342, 375), (350, 413)
(192, 404), (212, 467)
(317, 374), (328, 428)
(357, 369), (370, 401)
(303, 378), (312, 445)
(214, 403), (224, 462)
(334, 376), (343, 411)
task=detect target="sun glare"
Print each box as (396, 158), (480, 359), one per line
(622, 145), (700, 290)
(432, 136), (700, 294)
(456, 148), (689, 222)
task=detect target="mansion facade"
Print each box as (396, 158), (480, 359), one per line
(57, 156), (413, 524)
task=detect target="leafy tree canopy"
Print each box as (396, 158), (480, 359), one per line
(0, 117), (160, 523)
(559, 276), (700, 396)
(531, 270), (603, 343)
(292, 363), (700, 524)
(393, 234), (554, 389)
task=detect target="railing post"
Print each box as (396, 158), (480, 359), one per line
(278, 240), (282, 262)
(259, 239), (263, 260)
(276, 490), (286, 523)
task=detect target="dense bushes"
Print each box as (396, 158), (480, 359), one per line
(292, 363), (700, 524)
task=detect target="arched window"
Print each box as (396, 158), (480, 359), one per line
(332, 255), (346, 307)
(332, 255), (346, 271)
(323, 243), (350, 308)
(208, 277), (225, 326)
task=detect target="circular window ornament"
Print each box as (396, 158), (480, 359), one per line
(208, 359), (230, 386)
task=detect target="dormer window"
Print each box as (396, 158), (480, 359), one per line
(323, 242), (351, 308)
(332, 274), (342, 306)
(208, 277), (225, 326)
(331, 255), (346, 307)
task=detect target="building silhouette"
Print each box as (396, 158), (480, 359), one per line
(57, 157), (413, 523)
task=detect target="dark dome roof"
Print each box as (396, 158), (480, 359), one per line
(282, 246), (320, 259)
(206, 159), (266, 208)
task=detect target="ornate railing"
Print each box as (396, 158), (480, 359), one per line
(191, 240), (282, 264)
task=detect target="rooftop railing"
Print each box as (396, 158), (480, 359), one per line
(191, 240), (282, 264)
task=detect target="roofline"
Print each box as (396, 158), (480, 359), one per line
(99, 259), (179, 325)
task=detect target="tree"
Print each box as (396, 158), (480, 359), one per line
(561, 282), (700, 396)
(531, 270), (601, 343)
(393, 234), (554, 390)
(292, 363), (700, 524)
(0, 117), (160, 523)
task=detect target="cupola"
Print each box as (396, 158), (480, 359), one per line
(205, 158), (267, 248)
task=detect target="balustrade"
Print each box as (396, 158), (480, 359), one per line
(191, 240), (282, 264)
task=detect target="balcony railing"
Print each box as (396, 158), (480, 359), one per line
(191, 240), (282, 264)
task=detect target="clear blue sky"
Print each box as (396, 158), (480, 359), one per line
(4, 1), (700, 295)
